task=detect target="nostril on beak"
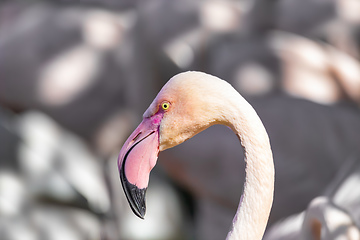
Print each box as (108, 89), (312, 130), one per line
(133, 132), (142, 141)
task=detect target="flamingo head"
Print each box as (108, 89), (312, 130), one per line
(118, 71), (234, 218)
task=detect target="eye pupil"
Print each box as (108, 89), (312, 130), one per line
(162, 103), (169, 110)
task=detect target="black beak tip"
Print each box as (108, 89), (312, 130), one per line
(129, 185), (146, 219)
(120, 167), (147, 219)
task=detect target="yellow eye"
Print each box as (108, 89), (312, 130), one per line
(161, 102), (170, 110)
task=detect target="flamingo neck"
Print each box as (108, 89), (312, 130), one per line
(225, 95), (274, 240)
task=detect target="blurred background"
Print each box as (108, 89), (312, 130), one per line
(0, 0), (360, 239)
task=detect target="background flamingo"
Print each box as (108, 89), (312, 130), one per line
(264, 156), (360, 239)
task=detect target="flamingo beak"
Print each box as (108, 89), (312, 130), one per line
(118, 118), (160, 219)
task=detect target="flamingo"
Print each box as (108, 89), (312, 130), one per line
(264, 156), (360, 240)
(301, 197), (360, 240)
(117, 71), (275, 240)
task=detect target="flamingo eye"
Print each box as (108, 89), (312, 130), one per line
(161, 102), (170, 110)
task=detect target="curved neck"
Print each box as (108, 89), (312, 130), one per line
(225, 95), (274, 240)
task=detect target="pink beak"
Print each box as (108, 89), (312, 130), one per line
(118, 116), (161, 219)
